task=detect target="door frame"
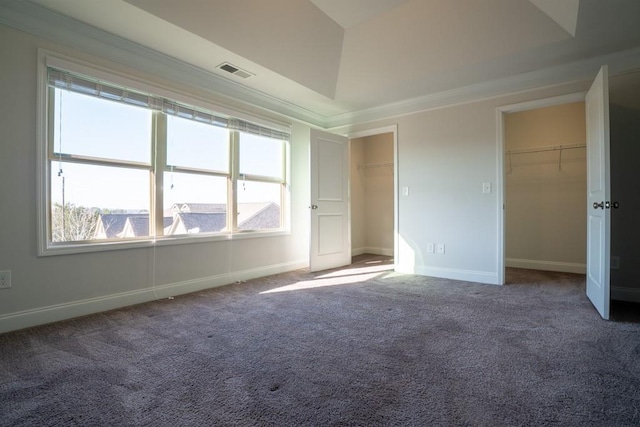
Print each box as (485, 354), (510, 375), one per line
(346, 125), (398, 265)
(496, 92), (586, 285)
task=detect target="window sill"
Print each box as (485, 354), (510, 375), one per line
(38, 229), (292, 257)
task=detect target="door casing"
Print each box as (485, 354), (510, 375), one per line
(496, 92), (588, 285)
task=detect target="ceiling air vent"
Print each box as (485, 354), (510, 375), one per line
(217, 62), (254, 79)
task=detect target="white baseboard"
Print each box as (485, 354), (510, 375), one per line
(506, 258), (586, 274)
(611, 286), (640, 303)
(352, 246), (394, 257)
(412, 265), (500, 285)
(0, 259), (308, 334)
(351, 247), (367, 256)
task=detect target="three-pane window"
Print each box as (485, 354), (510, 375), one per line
(47, 68), (289, 247)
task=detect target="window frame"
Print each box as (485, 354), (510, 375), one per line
(37, 50), (291, 256)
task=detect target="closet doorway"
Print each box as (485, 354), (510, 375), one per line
(349, 127), (397, 259)
(503, 101), (587, 279)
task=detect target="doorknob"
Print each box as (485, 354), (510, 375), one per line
(593, 201), (620, 210)
(309, 204), (318, 210)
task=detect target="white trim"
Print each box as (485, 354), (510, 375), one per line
(36, 49), (49, 257)
(345, 125), (397, 140)
(611, 287), (640, 303)
(0, 259), (308, 334)
(40, 229), (293, 257)
(326, 47), (640, 128)
(414, 266), (500, 285)
(505, 258), (586, 274)
(0, 1), (324, 127)
(495, 108), (505, 285)
(36, 49), (292, 256)
(351, 247), (367, 257)
(5, 1), (640, 129)
(366, 246), (394, 256)
(495, 92), (587, 285)
(496, 92), (586, 114)
(352, 247), (394, 257)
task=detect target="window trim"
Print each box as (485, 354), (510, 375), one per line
(37, 50), (291, 256)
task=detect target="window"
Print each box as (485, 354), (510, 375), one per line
(238, 133), (285, 231)
(41, 61), (290, 253)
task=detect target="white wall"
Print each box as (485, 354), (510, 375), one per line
(334, 82), (591, 284)
(504, 102), (587, 273)
(0, 19), (617, 333)
(0, 25), (310, 333)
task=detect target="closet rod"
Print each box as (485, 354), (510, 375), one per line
(358, 162), (393, 170)
(506, 143), (586, 155)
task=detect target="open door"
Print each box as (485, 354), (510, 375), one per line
(309, 128), (351, 272)
(585, 66), (611, 320)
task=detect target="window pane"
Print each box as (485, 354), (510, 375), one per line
(167, 115), (229, 172)
(239, 133), (283, 178)
(53, 89), (151, 163)
(237, 181), (281, 230)
(163, 172), (228, 235)
(50, 162), (150, 242)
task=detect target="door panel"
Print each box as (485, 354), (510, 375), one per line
(585, 65), (611, 320)
(318, 214), (344, 255)
(310, 129), (350, 272)
(318, 141), (344, 200)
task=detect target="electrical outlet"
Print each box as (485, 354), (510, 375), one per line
(427, 243), (434, 253)
(0, 270), (11, 289)
(437, 243), (445, 254)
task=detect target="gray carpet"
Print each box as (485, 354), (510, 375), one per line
(1, 255), (640, 426)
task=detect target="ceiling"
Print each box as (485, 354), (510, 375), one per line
(11, 0), (640, 126)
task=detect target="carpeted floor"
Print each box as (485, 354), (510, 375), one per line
(1, 255), (640, 426)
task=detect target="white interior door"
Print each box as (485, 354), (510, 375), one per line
(310, 128), (351, 272)
(585, 65), (611, 320)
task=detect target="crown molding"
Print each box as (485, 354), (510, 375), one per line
(0, 0), (329, 127)
(325, 46), (640, 128)
(3, 1), (640, 131)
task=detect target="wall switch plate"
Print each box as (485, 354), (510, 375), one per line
(437, 243), (445, 254)
(427, 243), (434, 253)
(403, 186), (409, 196)
(482, 182), (491, 194)
(0, 270), (11, 289)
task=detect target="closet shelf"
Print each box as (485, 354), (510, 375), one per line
(505, 143), (586, 155)
(505, 143), (586, 172)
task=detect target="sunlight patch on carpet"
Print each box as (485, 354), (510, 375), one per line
(261, 263), (395, 294)
(316, 263), (393, 279)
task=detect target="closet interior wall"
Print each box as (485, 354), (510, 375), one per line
(505, 102), (587, 274)
(350, 133), (394, 257)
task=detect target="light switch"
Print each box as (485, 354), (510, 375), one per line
(403, 186), (409, 196)
(436, 243), (445, 254)
(482, 182), (491, 194)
